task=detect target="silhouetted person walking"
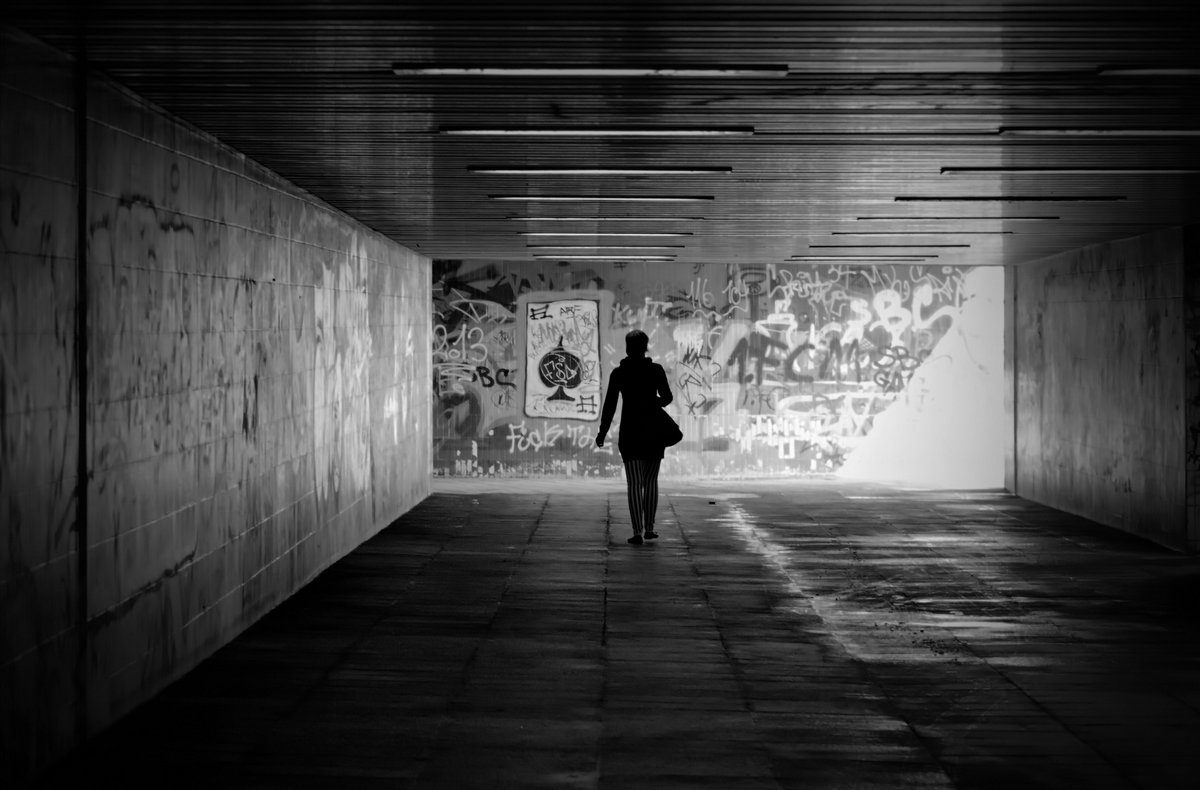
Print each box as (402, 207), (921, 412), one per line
(596, 329), (674, 545)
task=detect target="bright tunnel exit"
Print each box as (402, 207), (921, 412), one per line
(836, 266), (1006, 488)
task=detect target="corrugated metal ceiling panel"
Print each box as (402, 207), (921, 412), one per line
(5, 0), (1198, 266)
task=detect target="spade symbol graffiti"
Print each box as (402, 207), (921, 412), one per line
(537, 336), (583, 402)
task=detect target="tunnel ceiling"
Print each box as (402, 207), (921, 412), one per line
(6, 1), (1200, 268)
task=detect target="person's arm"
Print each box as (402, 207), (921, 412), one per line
(596, 370), (620, 446)
(656, 364), (674, 408)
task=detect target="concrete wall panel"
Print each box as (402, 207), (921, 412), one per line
(1, 29), (430, 784)
(1185, 227), (1200, 551)
(78, 64), (432, 732)
(0, 34), (82, 783)
(1014, 228), (1187, 549)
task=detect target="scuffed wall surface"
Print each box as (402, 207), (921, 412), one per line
(1003, 265), (1018, 493)
(1, 30), (430, 783)
(1015, 228), (1186, 550)
(433, 261), (1004, 485)
(1186, 227), (1199, 551)
(82, 72), (431, 727)
(0, 34), (81, 782)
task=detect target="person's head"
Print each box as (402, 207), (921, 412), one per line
(625, 329), (649, 357)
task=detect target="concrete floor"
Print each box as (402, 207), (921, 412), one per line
(42, 479), (1200, 789)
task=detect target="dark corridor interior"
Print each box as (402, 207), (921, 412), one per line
(2, 2), (1199, 787)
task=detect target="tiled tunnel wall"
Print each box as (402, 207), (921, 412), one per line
(0, 30), (431, 782)
(0, 32), (81, 787)
(1188, 228), (1200, 550)
(1012, 226), (1193, 551)
(433, 260), (1006, 486)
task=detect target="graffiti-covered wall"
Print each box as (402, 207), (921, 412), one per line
(434, 260), (1004, 484)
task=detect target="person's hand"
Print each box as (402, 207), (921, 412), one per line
(595, 434), (605, 447)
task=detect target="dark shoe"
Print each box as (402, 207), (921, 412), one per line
(627, 535), (643, 545)
(644, 531), (659, 540)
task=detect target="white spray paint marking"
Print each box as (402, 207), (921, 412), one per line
(384, 392), (400, 442)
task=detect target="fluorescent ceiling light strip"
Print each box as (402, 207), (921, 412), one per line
(534, 255), (676, 261)
(999, 127), (1200, 137)
(1097, 67), (1200, 77)
(858, 215), (1059, 220)
(756, 130), (998, 136)
(790, 253), (934, 258)
(832, 231), (1012, 235)
(441, 127), (754, 136)
(394, 65), (788, 78)
(527, 244), (685, 250)
(895, 196), (1125, 202)
(789, 256), (935, 261)
(810, 244), (971, 249)
(520, 232), (692, 237)
(490, 195), (714, 202)
(472, 166), (732, 175)
(941, 166), (1200, 175)
(508, 216), (706, 221)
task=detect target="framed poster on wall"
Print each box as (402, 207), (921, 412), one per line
(519, 294), (605, 421)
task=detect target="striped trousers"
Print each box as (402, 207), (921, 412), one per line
(623, 459), (661, 536)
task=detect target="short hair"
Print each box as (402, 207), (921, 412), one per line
(625, 329), (649, 355)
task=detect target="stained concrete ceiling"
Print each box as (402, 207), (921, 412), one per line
(6, 1), (1200, 267)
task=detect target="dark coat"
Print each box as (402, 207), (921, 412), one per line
(597, 355), (674, 460)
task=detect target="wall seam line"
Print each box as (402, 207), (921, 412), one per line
(1012, 264), (1019, 495)
(72, 26), (91, 747)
